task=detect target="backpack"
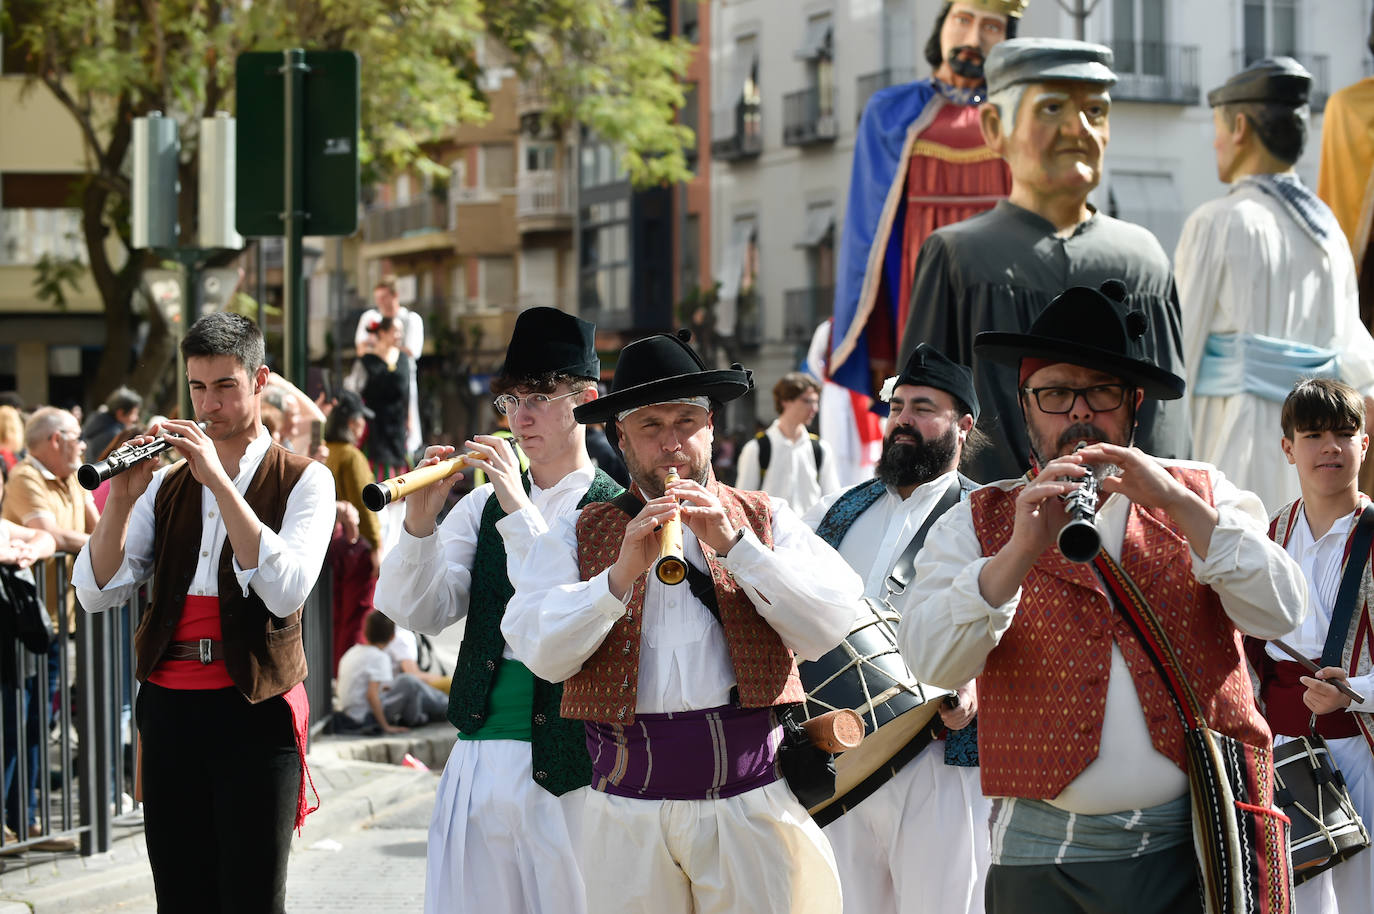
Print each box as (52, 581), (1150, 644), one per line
(756, 431), (824, 484)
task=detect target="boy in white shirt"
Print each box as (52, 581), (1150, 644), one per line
(338, 611), (445, 734)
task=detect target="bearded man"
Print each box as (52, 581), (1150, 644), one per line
(829, 0), (1024, 400)
(803, 343), (990, 914)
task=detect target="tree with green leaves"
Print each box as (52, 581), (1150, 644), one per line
(3, 0), (693, 410)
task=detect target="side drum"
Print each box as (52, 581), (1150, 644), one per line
(798, 597), (949, 823)
(1273, 735), (1370, 883)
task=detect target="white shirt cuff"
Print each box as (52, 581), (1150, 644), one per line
(232, 525), (284, 596)
(949, 556), (1020, 626)
(592, 566), (633, 614)
(389, 521), (441, 565)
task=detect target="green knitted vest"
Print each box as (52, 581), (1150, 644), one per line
(447, 468), (623, 796)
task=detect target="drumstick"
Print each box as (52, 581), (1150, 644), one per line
(1270, 638), (1366, 704)
(801, 709), (865, 754)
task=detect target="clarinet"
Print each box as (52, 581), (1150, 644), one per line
(1057, 442), (1102, 563)
(77, 422), (208, 491)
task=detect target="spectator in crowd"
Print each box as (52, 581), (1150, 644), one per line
(0, 405), (23, 480)
(0, 407), (90, 854)
(263, 372), (327, 459)
(0, 519), (56, 853)
(358, 317), (413, 476)
(383, 624), (451, 696)
(0, 393), (23, 411)
(336, 611), (446, 734)
(734, 372), (841, 515)
(354, 275), (425, 455)
(80, 387), (143, 462)
(323, 391), (382, 673)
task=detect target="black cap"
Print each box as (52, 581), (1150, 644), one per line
(984, 38), (1116, 96)
(974, 279), (1184, 401)
(889, 344), (980, 420)
(498, 307), (600, 381)
(1207, 56), (1311, 108)
(334, 390), (374, 421)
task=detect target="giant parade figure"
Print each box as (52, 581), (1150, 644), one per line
(828, 0), (1024, 402)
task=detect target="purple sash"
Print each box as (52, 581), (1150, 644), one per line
(586, 704), (782, 800)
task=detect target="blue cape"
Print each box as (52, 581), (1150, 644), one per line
(830, 78), (940, 396)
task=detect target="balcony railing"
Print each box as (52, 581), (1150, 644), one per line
(516, 172), (574, 229)
(1234, 51), (1330, 111)
(855, 67), (917, 123)
(783, 87), (837, 147)
(1107, 41), (1199, 105)
(362, 197), (449, 244)
(711, 100), (763, 162)
(783, 285), (834, 343)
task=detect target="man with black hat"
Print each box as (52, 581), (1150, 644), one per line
(899, 38), (1190, 486)
(830, 1), (1023, 400)
(1179, 56), (1374, 514)
(374, 307), (622, 914)
(898, 283), (1306, 913)
(802, 343), (990, 914)
(503, 330), (863, 914)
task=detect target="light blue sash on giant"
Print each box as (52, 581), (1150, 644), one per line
(1194, 332), (1341, 403)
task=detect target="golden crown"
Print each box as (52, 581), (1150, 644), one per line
(961, 0), (1029, 18)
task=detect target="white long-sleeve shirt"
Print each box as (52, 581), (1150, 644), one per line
(734, 421), (841, 516)
(898, 461), (1307, 813)
(502, 496), (863, 714)
(73, 430), (337, 617)
(373, 466), (598, 660)
(1266, 505), (1374, 712)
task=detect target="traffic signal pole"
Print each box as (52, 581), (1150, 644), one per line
(281, 48), (310, 391)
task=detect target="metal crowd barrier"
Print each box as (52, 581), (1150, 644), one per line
(0, 554), (333, 857)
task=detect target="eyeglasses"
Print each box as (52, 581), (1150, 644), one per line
(1022, 384), (1127, 414)
(56, 430), (81, 442)
(492, 389), (581, 416)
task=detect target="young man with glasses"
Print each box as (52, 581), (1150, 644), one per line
(374, 307), (620, 914)
(899, 282), (1305, 913)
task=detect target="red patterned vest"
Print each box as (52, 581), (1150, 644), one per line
(968, 466), (1272, 798)
(561, 482), (805, 724)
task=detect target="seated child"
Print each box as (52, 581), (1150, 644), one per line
(337, 611), (447, 733)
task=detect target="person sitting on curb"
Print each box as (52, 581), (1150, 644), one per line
(336, 611), (447, 734)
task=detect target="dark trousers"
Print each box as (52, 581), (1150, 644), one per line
(137, 683), (300, 914)
(986, 841), (1202, 914)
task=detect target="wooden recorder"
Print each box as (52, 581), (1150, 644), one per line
(653, 470), (688, 585)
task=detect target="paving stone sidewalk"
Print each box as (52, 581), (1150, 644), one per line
(0, 723), (455, 914)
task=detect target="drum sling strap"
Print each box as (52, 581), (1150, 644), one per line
(1320, 504), (1374, 669)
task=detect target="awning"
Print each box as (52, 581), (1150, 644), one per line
(794, 205), (835, 247)
(794, 18), (833, 61)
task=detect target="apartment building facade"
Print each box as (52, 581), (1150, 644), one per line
(709, 0), (1374, 424)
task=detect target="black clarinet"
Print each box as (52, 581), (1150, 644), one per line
(1058, 442), (1102, 563)
(77, 423), (208, 491)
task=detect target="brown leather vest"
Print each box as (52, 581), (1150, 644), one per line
(561, 482), (804, 724)
(968, 466), (1272, 798)
(135, 443), (313, 703)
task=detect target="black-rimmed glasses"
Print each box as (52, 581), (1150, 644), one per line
(1021, 384), (1127, 414)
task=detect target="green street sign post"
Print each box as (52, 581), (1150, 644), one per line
(235, 49), (360, 390)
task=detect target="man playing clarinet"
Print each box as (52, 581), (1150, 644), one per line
(502, 329), (864, 914)
(373, 307), (619, 914)
(899, 281), (1306, 913)
(74, 312), (337, 913)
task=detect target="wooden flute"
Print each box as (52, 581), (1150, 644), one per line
(362, 451), (485, 512)
(653, 470), (688, 585)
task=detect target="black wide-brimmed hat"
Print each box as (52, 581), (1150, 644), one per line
(498, 307), (600, 380)
(574, 329), (752, 426)
(974, 280), (1185, 400)
(887, 343), (980, 420)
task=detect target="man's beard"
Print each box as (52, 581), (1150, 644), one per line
(875, 424), (959, 489)
(624, 448), (711, 499)
(947, 45), (985, 80)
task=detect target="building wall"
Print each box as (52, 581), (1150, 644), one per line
(710, 0), (1374, 425)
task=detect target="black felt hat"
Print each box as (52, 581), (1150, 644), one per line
(498, 307), (600, 380)
(334, 389), (374, 421)
(889, 344), (980, 420)
(984, 38), (1117, 96)
(974, 280), (1185, 400)
(1207, 56), (1311, 108)
(573, 329), (753, 426)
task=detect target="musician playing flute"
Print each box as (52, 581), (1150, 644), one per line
(802, 343), (989, 914)
(1254, 378), (1374, 913)
(73, 312), (336, 913)
(502, 329), (864, 914)
(899, 282), (1307, 914)
(372, 307), (619, 914)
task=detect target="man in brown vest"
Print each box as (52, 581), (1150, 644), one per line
(898, 282), (1306, 913)
(74, 312), (336, 913)
(503, 329), (864, 914)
